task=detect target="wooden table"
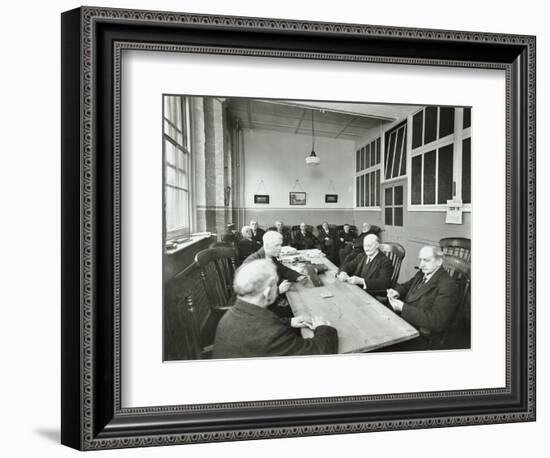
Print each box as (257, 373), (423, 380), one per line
(280, 249), (419, 353)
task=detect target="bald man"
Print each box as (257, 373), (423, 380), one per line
(386, 246), (460, 349)
(213, 259), (338, 358)
(337, 234), (393, 295)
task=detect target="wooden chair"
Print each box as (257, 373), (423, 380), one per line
(195, 247), (238, 319)
(209, 241), (235, 249)
(439, 237), (471, 263)
(439, 254), (471, 346)
(164, 264), (215, 360)
(378, 242), (406, 288)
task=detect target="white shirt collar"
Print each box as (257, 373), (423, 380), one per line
(424, 266), (441, 282)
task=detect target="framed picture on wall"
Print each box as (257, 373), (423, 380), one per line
(254, 194), (270, 204)
(61, 6), (535, 451)
(289, 191), (307, 205)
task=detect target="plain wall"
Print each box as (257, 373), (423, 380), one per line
(241, 128), (356, 226)
(2, 1), (546, 458)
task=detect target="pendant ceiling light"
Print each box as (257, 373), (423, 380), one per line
(305, 109), (320, 165)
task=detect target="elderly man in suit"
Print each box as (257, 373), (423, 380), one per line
(213, 259), (338, 359)
(337, 223), (355, 265)
(339, 222), (382, 265)
(292, 222), (318, 250)
(236, 225), (260, 264)
(250, 219), (265, 246)
(386, 245), (459, 350)
(317, 221), (337, 263)
(268, 220), (291, 246)
(244, 230), (308, 291)
(337, 234), (393, 295)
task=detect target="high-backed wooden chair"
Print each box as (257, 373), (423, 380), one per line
(164, 264), (215, 360)
(440, 254), (471, 346)
(195, 247), (238, 319)
(209, 241), (235, 249)
(439, 237), (471, 263)
(378, 242), (406, 288)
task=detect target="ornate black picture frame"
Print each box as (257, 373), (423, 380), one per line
(61, 6), (536, 451)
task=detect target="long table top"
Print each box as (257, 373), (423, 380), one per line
(280, 249), (419, 353)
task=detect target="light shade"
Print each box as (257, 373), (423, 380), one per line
(305, 150), (320, 165)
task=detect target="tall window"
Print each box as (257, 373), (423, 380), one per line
(410, 106), (471, 207)
(163, 95), (191, 238)
(384, 185), (404, 227)
(355, 137), (381, 208)
(384, 121), (407, 180)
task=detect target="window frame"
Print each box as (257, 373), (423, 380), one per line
(407, 106), (472, 212)
(355, 136), (382, 210)
(163, 95), (194, 241)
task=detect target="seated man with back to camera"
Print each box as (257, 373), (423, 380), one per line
(292, 222), (318, 250)
(337, 234), (393, 295)
(386, 245), (459, 350)
(213, 259), (338, 359)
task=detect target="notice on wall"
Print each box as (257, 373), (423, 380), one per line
(445, 198), (463, 225)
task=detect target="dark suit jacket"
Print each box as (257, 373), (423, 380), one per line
(268, 227), (291, 246)
(340, 250), (393, 294)
(317, 227), (336, 250)
(395, 268), (459, 333)
(213, 299), (338, 358)
(292, 230), (318, 250)
(243, 247), (301, 283)
(251, 228), (265, 246)
(237, 239), (260, 264)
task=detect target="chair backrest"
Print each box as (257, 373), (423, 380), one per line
(195, 247), (237, 316)
(164, 264), (214, 360)
(439, 237), (471, 263)
(209, 241), (234, 249)
(378, 242), (406, 287)
(442, 254), (471, 310)
(291, 224), (314, 232)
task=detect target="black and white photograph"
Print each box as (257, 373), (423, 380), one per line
(163, 96), (472, 361)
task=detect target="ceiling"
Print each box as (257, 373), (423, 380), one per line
(226, 98), (421, 141)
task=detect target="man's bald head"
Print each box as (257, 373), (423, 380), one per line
(363, 233), (380, 257)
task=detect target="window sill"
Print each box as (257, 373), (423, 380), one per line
(165, 232), (212, 255)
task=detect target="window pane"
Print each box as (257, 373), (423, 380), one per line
(385, 208), (393, 226)
(463, 108), (471, 129)
(394, 185), (403, 206)
(376, 138), (381, 164)
(165, 139), (176, 165)
(359, 147), (364, 171)
(356, 150), (360, 172)
(166, 165), (177, 186)
(370, 171), (375, 206)
(365, 145), (370, 168)
(423, 150), (436, 204)
(394, 207), (403, 227)
(386, 131), (396, 179)
(385, 187), (393, 206)
(424, 106), (437, 144)
(370, 141), (376, 167)
(439, 107), (455, 138)
(437, 144), (454, 204)
(356, 176), (360, 206)
(360, 174), (365, 207)
(392, 127), (404, 178)
(365, 173), (370, 207)
(462, 137), (471, 204)
(411, 155), (422, 205)
(375, 169), (380, 206)
(412, 110), (423, 149)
